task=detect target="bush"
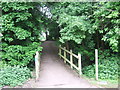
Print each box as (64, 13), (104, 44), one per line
(2, 42), (42, 66)
(1, 2), (43, 66)
(0, 61), (7, 69)
(83, 50), (119, 80)
(0, 65), (31, 87)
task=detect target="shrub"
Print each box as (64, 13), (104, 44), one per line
(1, 42), (42, 66)
(0, 61), (7, 69)
(83, 50), (119, 80)
(0, 65), (31, 87)
(1, 2), (43, 66)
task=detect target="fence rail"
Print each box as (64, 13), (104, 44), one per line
(34, 46), (98, 80)
(59, 46), (99, 80)
(58, 46), (82, 76)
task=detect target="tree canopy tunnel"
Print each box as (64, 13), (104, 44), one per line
(34, 2), (120, 81)
(1, 2), (120, 80)
(40, 19), (61, 41)
(46, 20), (60, 41)
(34, 3), (61, 41)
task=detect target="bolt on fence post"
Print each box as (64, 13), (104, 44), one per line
(95, 49), (98, 80)
(35, 51), (40, 81)
(70, 49), (73, 69)
(64, 47), (66, 63)
(78, 53), (82, 76)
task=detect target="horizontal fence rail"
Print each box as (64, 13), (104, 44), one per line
(58, 46), (82, 76)
(59, 46), (99, 80)
(34, 47), (98, 81)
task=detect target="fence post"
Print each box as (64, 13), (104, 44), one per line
(95, 49), (98, 80)
(59, 45), (61, 59)
(70, 50), (73, 69)
(78, 53), (82, 76)
(64, 47), (66, 63)
(35, 51), (40, 81)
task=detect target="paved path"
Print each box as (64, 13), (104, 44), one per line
(22, 41), (97, 88)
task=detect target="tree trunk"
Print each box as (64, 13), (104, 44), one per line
(66, 41), (69, 50)
(97, 31), (99, 49)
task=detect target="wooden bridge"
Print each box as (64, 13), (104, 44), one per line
(22, 41), (97, 88)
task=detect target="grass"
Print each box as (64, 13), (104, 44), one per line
(82, 75), (119, 88)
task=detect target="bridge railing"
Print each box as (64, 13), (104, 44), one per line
(58, 46), (82, 76)
(59, 46), (99, 80)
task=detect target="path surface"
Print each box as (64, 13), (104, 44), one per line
(22, 41), (97, 88)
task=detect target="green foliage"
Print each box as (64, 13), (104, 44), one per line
(47, 21), (60, 41)
(49, 3), (119, 81)
(83, 50), (119, 80)
(93, 2), (120, 52)
(1, 2), (119, 86)
(0, 61), (7, 69)
(50, 2), (120, 52)
(51, 2), (94, 44)
(59, 14), (92, 44)
(1, 2), (43, 66)
(1, 42), (42, 66)
(0, 65), (31, 87)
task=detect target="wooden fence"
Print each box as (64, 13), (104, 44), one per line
(58, 46), (82, 76)
(59, 46), (99, 80)
(34, 46), (99, 80)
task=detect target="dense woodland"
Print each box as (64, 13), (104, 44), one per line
(0, 2), (120, 87)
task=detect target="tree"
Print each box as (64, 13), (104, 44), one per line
(1, 2), (43, 66)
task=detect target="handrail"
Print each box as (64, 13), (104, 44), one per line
(59, 47), (78, 59)
(58, 46), (82, 76)
(34, 46), (98, 80)
(59, 54), (79, 71)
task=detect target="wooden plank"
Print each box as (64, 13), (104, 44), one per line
(59, 46), (61, 59)
(59, 54), (64, 59)
(78, 53), (82, 76)
(95, 49), (98, 80)
(60, 54), (70, 63)
(60, 46), (78, 59)
(64, 47), (66, 63)
(65, 58), (71, 64)
(59, 54), (79, 71)
(35, 51), (40, 81)
(71, 53), (78, 59)
(70, 50), (73, 69)
(72, 63), (79, 70)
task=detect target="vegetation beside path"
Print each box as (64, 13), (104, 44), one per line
(0, 1), (119, 88)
